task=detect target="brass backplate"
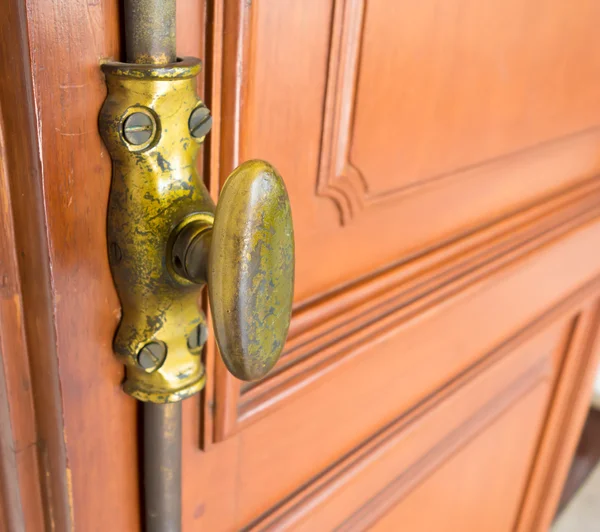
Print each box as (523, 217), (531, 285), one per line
(99, 57), (213, 403)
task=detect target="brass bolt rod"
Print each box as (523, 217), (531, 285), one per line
(124, 0), (176, 64)
(122, 2), (181, 531)
(143, 403), (182, 532)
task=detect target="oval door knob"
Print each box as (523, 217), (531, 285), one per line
(171, 160), (294, 381)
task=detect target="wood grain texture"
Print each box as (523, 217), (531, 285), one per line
(350, 0), (600, 194)
(0, 108), (44, 532)
(21, 0), (140, 529)
(0, 0), (75, 528)
(319, 0), (600, 226)
(0, 360), (24, 531)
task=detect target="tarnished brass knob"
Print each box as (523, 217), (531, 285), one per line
(171, 160), (294, 381)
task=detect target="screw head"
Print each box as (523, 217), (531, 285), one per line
(189, 105), (212, 139)
(137, 341), (167, 372)
(123, 112), (154, 146)
(187, 324), (209, 354)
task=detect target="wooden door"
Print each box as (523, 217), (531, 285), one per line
(2, 0), (600, 530)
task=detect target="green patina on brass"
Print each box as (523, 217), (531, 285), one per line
(99, 57), (213, 403)
(100, 57), (295, 401)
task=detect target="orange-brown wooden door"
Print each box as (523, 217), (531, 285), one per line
(2, 0), (600, 531)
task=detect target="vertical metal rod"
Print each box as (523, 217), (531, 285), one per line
(122, 1), (181, 531)
(144, 403), (182, 532)
(124, 0), (177, 64)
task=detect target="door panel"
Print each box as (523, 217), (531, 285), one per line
(250, 313), (565, 530)
(352, 0), (600, 190)
(237, 210), (600, 435)
(182, 223), (600, 528)
(235, 0), (600, 304)
(370, 385), (548, 532)
(212, 0), (600, 443)
(517, 303), (600, 531)
(3, 0), (600, 530)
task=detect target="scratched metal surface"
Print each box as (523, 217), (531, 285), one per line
(100, 58), (212, 403)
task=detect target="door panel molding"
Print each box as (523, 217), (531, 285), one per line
(212, 178), (600, 439)
(220, 0), (600, 308)
(316, 0), (366, 225)
(0, 0), (71, 528)
(339, 375), (548, 532)
(19, 0), (139, 528)
(250, 340), (553, 530)
(238, 212), (600, 431)
(210, 0), (600, 445)
(516, 300), (600, 531)
(253, 178), (600, 385)
(317, 0), (600, 228)
(244, 292), (599, 529)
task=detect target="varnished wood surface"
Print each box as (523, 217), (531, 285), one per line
(371, 385), (549, 531)
(2, 0), (600, 530)
(0, 116), (44, 531)
(0, 0), (74, 529)
(253, 313), (561, 530)
(185, 0), (600, 528)
(238, 179), (600, 431)
(21, 0), (140, 526)
(213, 0), (600, 441)
(236, 0), (600, 304)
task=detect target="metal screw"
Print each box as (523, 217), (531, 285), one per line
(187, 324), (208, 354)
(123, 112), (154, 146)
(189, 105), (212, 139)
(137, 341), (167, 372)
